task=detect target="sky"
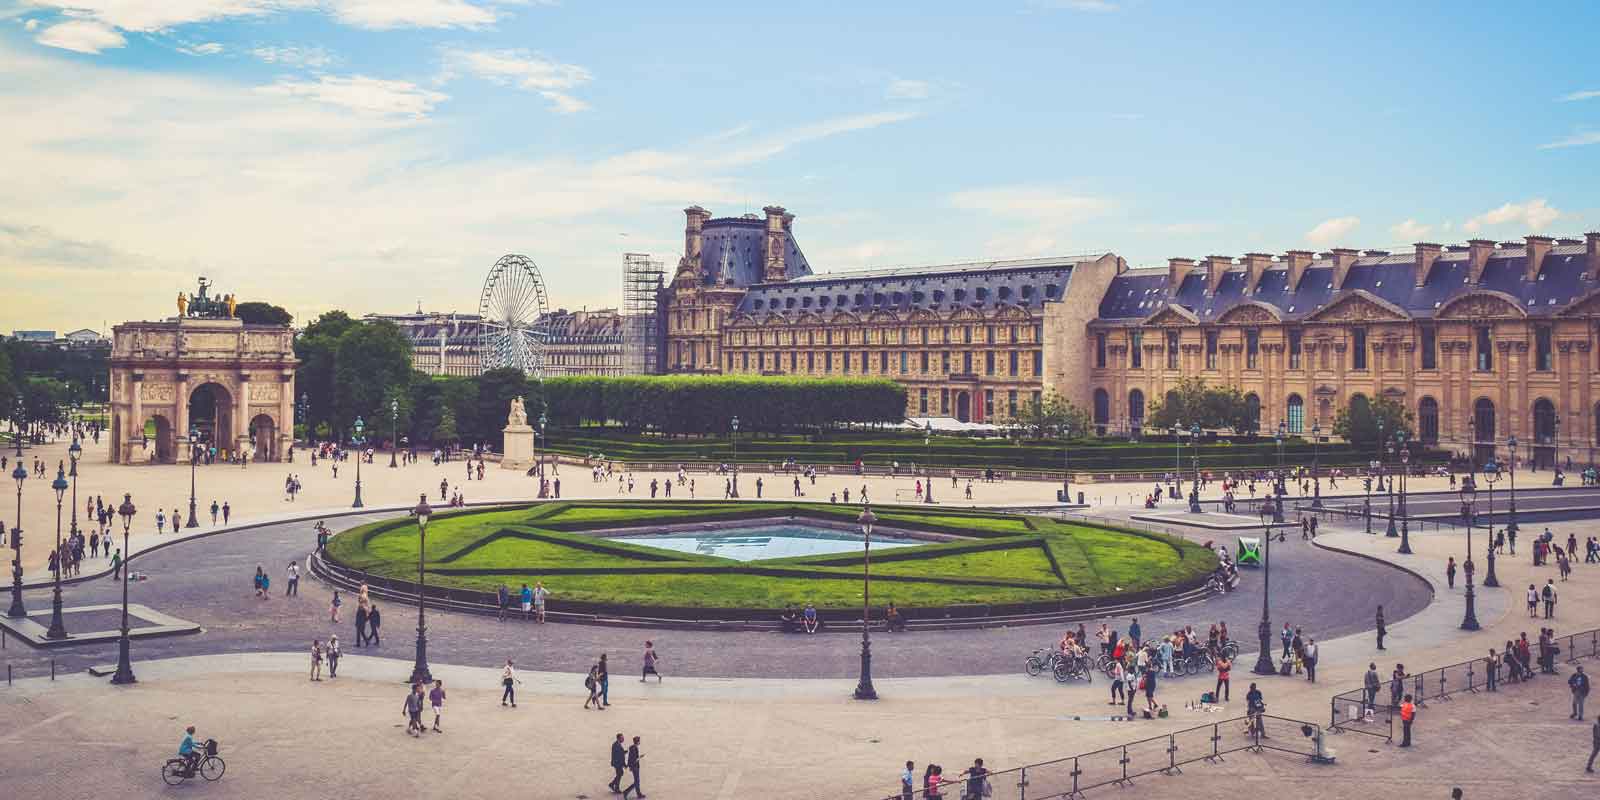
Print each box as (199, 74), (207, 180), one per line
(2, 0), (1598, 333)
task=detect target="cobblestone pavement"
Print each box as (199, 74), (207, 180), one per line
(2, 506), (1430, 680)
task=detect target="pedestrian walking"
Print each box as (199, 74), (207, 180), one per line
(609, 734), (627, 793)
(1398, 693), (1416, 747)
(1527, 584), (1540, 618)
(221, 501), (230, 524)
(585, 664), (604, 709)
(367, 604), (382, 645)
(1587, 716), (1600, 773)
(429, 680), (446, 732)
(621, 736), (644, 799)
(285, 560), (299, 596)
(1375, 606), (1386, 650)
(1363, 663), (1380, 712)
(310, 640), (323, 681)
(496, 583), (509, 622)
(534, 581), (550, 623)
(1304, 638), (1318, 683)
(327, 635), (341, 678)
(1446, 557), (1456, 589)
(1543, 579), (1558, 619)
(110, 548), (122, 580)
(404, 683), (427, 736)
(641, 640), (661, 682)
(520, 583), (533, 621)
(209, 500), (218, 525)
(1572, 666), (1591, 720)
(331, 590), (343, 624)
(502, 659), (520, 707)
(598, 653), (611, 707)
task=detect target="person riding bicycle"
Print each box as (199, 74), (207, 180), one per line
(178, 725), (200, 775)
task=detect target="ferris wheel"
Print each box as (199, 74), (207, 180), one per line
(478, 254), (552, 376)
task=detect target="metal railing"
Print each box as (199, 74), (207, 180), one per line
(1330, 626), (1600, 741)
(862, 713), (1326, 799)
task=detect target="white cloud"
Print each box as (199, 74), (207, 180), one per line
(1304, 215), (1360, 246)
(256, 75), (448, 120)
(327, 0), (495, 30)
(1557, 89), (1600, 102)
(886, 78), (932, 100)
(948, 186), (1112, 223)
(35, 19), (124, 53)
(24, 1), (304, 32)
(251, 45), (334, 68)
(1390, 219), (1432, 241)
(1539, 130), (1600, 150)
(441, 49), (593, 113)
(178, 42), (224, 56)
(24, 18), (41, 30)
(713, 110), (919, 167)
(1462, 199), (1562, 233)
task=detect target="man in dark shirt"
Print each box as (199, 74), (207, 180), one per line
(964, 758), (988, 799)
(608, 733), (626, 793)
(622, 736), (644, 798)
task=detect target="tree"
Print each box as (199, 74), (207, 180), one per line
(433, 408), (459, 445)
(475, 367), (531, 449)
(1017, 390), (1091, 439)
(233, 301), (293, 326)
(1333, 395), (1413, 448)
(331, 320), (412, 438)
(1145, 377), (1257, 433)
(294, 310), (358, 436)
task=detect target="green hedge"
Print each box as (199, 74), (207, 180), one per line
(538, 375), (906, 434)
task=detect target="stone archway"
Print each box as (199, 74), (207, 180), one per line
(250, 413), (277, 462)
(189, 382), (234, 450)
(136, 413), (176, 464)
(955, 391), (971, 423)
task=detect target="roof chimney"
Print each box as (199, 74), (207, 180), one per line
(1242, 253), (1273, 296)
(680, 206), (710, 279)
(762, 205), (789, 283)
(1588, 232), (1600, 282)
(1204, 255), (1233, 296)
(1284, 250), (1314, 292)
(1414, 242), (1442, 288)
(1330, 248), (1359, 290)
(1167, 258), (1196, 295)
(1467, 238), (1495, 284)
(1525, 235), (1554, 281)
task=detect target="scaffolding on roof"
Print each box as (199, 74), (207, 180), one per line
(622, 252), (665, 375)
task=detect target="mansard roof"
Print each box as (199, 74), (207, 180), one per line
(697, 215), (811, 287)
(1097, 242), (1594, 325)
(735, 255), (1096, 316)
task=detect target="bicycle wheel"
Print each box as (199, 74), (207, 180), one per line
(1052, 661), (1073, 683)
(1024, 656), (1045, 677)
(162, 762), (187, 786)
(1224, 643), (1240, 659)
(201, 756), (225, 781)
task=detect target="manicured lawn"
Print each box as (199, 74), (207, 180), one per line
(325, 501), (1215, 611)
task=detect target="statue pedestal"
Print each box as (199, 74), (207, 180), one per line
(502, 425), (534, 470)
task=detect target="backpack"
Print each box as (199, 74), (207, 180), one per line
(585, 675), (596, 690)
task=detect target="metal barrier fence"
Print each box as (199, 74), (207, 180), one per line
(1330, 626), (1600, 741)
(862, 713), (1326, 799)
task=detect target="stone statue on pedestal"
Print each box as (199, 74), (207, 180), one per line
(508, 396), (528, 427)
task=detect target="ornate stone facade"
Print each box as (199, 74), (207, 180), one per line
(108, 311), (298, 464)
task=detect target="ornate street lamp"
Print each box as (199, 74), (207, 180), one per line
(1460, 482), (1480, 630)
(409, 494), (434, 685)
(1274, 421), (1287, 497)
(1384, 439), (1399, 538)
(351, 416), (365, 509)
(853, 504), (879, 700)
(1396, 431), (1412, 554)
(1311, 423), (1323, 509)
(538, 412), (548, 479)
(1482, 459), (1501, 588)
(7, 401), (27, 619)
(1171, 423), (1183, 499)
(111, 493), (138, 684)
(1251, 520), (1277, 676)
(924, 421), (935, 504)
(1364, 460), (1376, 535)
(1505, 435), (1520, 540)
(185, 427), (201, 529)
(730, 416), (740, 498)
(1061, 420), (1073, 504)
(68, 438), (82, 538)
(45, 464), (69, 640)
(389, 399), (399, 468)
(1188, 422), (1203, 513)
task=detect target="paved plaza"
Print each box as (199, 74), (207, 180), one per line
(3, 439), (1600, 798)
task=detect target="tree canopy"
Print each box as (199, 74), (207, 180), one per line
(1333, 395), (1413, 448)
(233, 301), (293, 326)
(1145, 377), (1258, 433)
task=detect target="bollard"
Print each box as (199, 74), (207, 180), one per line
(51, 658), (56, 681)
(7, 664), (10, 685)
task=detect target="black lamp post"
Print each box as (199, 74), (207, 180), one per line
(1384, 439), (1399, 538)
(1396, 431), (1412, 554)
(111, 493), (137, 684)
(45, 464), (69, 639)
(389, 399), (399, 468)
(1274, 422), (1286, 496)
(351, 417), (365, 509)
(1311, 423), (1323, 509)
(185, 427), (200, 529)
(7, 401), (27, 619)
(1061, 421), (1072, 503)
(853, 505), (879, 700)
(1364, 460), (1376, 535)
(1483, 459), (1501, 588)
(730, 416), (740, 498)
(1188, 422), (1202, 513)
(1460, 482), (1480, 630)
(1171, 423), (1183, 499)
(1505, 435), (1520, 541)
(538, 412), (548, 478)
(409, 493), (434, 685)
(924, 421), (935, 504)
(1251, 520), (1277, 676)
(68, 438), (81, 539)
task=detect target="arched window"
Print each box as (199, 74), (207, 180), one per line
(1473, 398), (1496, 441)
(1286, 394), (1304, 434)
(1093, 388), (1110, 436)
(1534, 398), (1557, 444)
(1419, 397), (1439, 445)
(1128, 389), (1145, 426)
(1244, 393), (1261, 433)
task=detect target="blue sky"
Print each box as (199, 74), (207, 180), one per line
(2, 0), (1598, 332)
